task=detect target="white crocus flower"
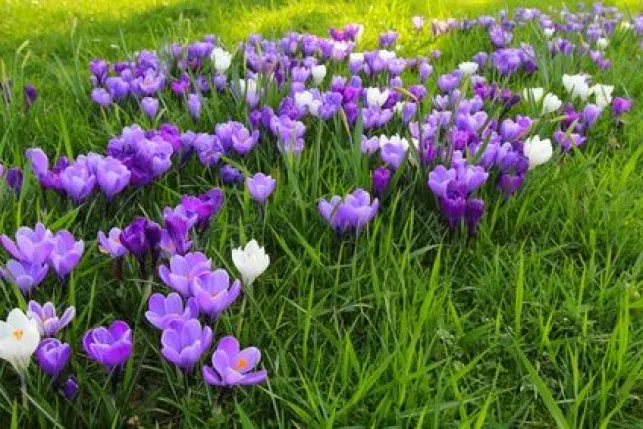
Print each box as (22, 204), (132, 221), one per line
(294, 91), (321, 116)
(543, 28), (555, 38)
(378, 50), (397, 61)
(232, 240), (270, 287)
(562, 74), (591, 100)
(596, 38), (608, 50)
(458, 61), (479, 76)
(349, 52), (364, 62)
(311, 65), (327, 85)
(621, 22), (633, 31)
(522, 87), (544, 103)
(366, 87), (389, 107)
(523, 136), (553, 169)
(591, 84), (614, 108)
(0, 308), (40, 376)
(210, 47), (232, 73)
(542, 93), (562, 114)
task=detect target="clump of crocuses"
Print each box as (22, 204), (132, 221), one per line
(319, 189), (379, 234)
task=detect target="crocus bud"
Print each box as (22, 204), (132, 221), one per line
(372, 167), (391, 197)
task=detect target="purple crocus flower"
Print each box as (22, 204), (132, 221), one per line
(191, 269), (242, 319)
(158, 251), (212, 296)
(465, 198), (485, 235)
(247, 173), (276, 204)
(35, 339), (71, 379)
(582, 104), (602, 127)
(202, 335), (267, 387)
(141, 97), (159, 119)
(119, 217), (161, 265)
(419, 62), (433, 83)
(177, 188), (224, 231)
(1, 223), (54, 265)
(437, 72), (461, 93)
(60, 164), (96, 203)
(83, 320), (133, 370)
(220, 165), (244, 184)
(318, 189), (379, 233)
(379, 30), (398, 48)
(96, 157), (131, 200)
(439, 181), (468, 228)
(0, 259), (48, 295)
(161, 319), (213, 371)
(63, 376), (79, 399)
(612, 97), (632, 116)
(145, 292), (199, 330)
(27, 301), (75, 337)
(160, 212), (192, 256)
(187, 93), (202, 120)
(97, 228), (128, 258)
(91, 88), (112, 107)
(6, 167), (23, 194)
(372, 167), (391, 197)
(48, 231), (84, 279)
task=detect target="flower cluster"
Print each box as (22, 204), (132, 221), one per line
(0, 224), (84, 293)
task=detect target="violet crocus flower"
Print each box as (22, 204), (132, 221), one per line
(158, 252), (212, 297)
(60, 164), (96, 203)
(96, 157), (131, 200)
(161, 319), (212, 372)
(141, 97), (159, 119)
(247, 173), (276, 204)
(612, 97), (632, 116)
(191, 269), (242, 319)
(465, 198), (485, 236)
(119, 217), (161, 265)
(91, 88), (112, 107)
(1, 223), (54, 265)
(83, 320), (133, 370)
(437, 72), (461, 93)
(146, 292), (199, 330)
(160, 212), (192, 256)
(318, 189), (379, 233)
(97, 228), (128, 258)
(379, 30), (398, 48)
(220, 165), (244, 184)
(23, 84), (37, 109)
(6, 167), (23, 194)
(187, 93), (202, 120)
(439, 181), (468, 228)
(35, 338), (71, 379)
(202, 335), (267, 387)
(177, 188), (224, 231)
(63, 376), (79, 399)
(27, 301), (75, 337)
(372, 167), (391, 198)
(48, 231), (84, 279)
(0, 259), (48, 295)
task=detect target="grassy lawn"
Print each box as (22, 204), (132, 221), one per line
(1, 0), (643, 427)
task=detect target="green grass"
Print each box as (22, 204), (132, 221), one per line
(1, 0), (643, 427)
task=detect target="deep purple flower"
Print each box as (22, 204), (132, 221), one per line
(146, 292), (199, 330)
(91, 88), (112, 107)
(97, 228), (128, 258)
(612, 97), (632, 116)
(161, 319), (213, 371)
(158, 252), (212, 296)
(27, 301), (75, 337)
(202, 336), (267, 387)
(553, 131), (586, 152)
(0, 259), (48, 295)
(83, 320), (133, 370)
(35, 338), (71, 379)
(582, 104), (602, 127)
(141, 97), (159, 119)
(177, 188), (224, 230)
(23, 84), (37, 109)
(465, 198), (485, 235)
(6, 167), (23, 194)
(48, 231), (84, 279)
(220, 165), (244, 184)
(63, 376), (79, 399)
(1, 223), (54, 265)
(439, 181), (468, 228)
(191, 269), (242, 318)
(498, 173), (525, 197)
(96, 157), (131, 200)
(318, 189), (379, 233)
(372, 167), (391, 197)
(119, 217), (161, 264)
(160, 212), (192, 256)
(89, 59), (109, 84)
(247, 173), (276, 204)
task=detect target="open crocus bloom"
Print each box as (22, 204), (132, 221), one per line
(202, 335), (267, 387)
(145, 292), (199, 330)
(27, 301), (75, 337)
(82, 320), (133, 370)
(0, 308), (41, 375)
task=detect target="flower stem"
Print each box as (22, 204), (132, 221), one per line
(20, 373), (28, 409)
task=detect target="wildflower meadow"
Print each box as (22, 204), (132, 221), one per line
(1, 0), (642, 426)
